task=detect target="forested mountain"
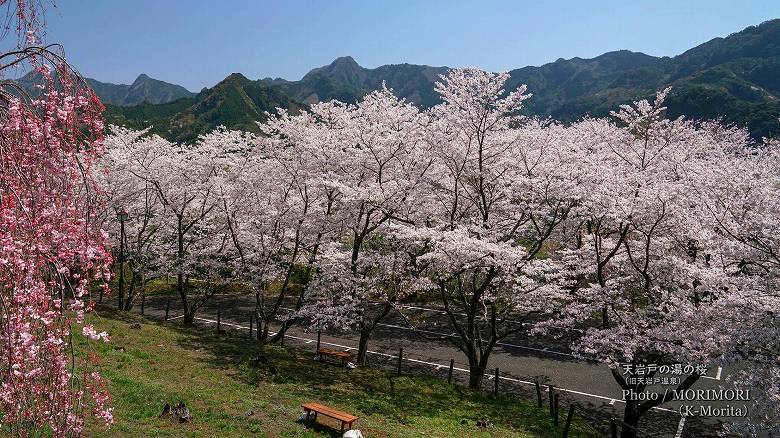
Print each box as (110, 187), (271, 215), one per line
(16, 71), (195, 106)
(116, 74), (196, 106)
(105, 73), (302, 143)
(524, 18), (780, 136)
(106, 18), (780, 141)
(265, 56), (449, 107)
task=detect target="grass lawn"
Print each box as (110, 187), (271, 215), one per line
(81, 309), (600, 437)
(108, 277), (253, 298)
(109, 276), (299, 299)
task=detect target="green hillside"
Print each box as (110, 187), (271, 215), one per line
(106, 73), (303, 143)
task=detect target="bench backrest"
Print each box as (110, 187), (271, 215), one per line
(318, 349), (352, 358)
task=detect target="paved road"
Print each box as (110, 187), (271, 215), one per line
(132, 294), (734, 437)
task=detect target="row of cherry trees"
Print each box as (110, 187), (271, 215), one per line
(100, 70), (779, 437)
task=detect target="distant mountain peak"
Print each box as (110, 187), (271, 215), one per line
(218, 73), (253, 87)
(226, 72), (249, 80)
(330, 55), (359, 67)
(302, 56), (365, 83)
(595, 49), (654, 59)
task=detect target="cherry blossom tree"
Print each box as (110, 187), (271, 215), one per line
(99, 127), (169, 310)
(105, 128), (234, 324)
(545, 90), (754, 437)
(193, 126), (319, 343)
(692, 135), (780, 436)
(0, 1), (113, 435)
(296, 88), (434, 364)
(387, 68), (579, 388)
(231, 113), (342, 343)
(219, 153), (301, 342)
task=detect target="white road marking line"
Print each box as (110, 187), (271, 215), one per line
(675, 415), (686, 438)
(177, 314), (677, 415)
(700, 366), (723, 381)
(397, 304), (524, 325)
(398, 305), (447, 315)
(395, 304), (569, 330)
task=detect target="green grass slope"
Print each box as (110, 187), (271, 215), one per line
(80, 309), (600, 438)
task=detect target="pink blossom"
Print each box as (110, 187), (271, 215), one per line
(0, 2), (113, 435)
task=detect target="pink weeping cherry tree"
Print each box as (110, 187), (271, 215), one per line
(0, 0), (113, 435)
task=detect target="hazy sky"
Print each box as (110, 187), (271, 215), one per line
(40, 0), (780, 91)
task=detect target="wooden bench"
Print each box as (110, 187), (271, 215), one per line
(317, 348), (353, 366)
(301, 402), (359, 432)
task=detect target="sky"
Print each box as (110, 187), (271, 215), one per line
(38, 0), (780, 91)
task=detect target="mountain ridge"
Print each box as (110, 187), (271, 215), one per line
(105, 72), (301, 143)
(16, 71), (196, 106)
(106, 18), (780, 142)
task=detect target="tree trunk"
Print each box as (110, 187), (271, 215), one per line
(269, 278), (310, 345)
(270, 319), (293, 344)
(122, 270), (140, 311)
(177, 215), (188, 324)
(438, 273), (503, 391)
(619, 399), (640, 438)
(355, 303), (392, 364)
(356, 329), (371, 364)
(467, 361), (486, 389)
(183, 299), (196, 325)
